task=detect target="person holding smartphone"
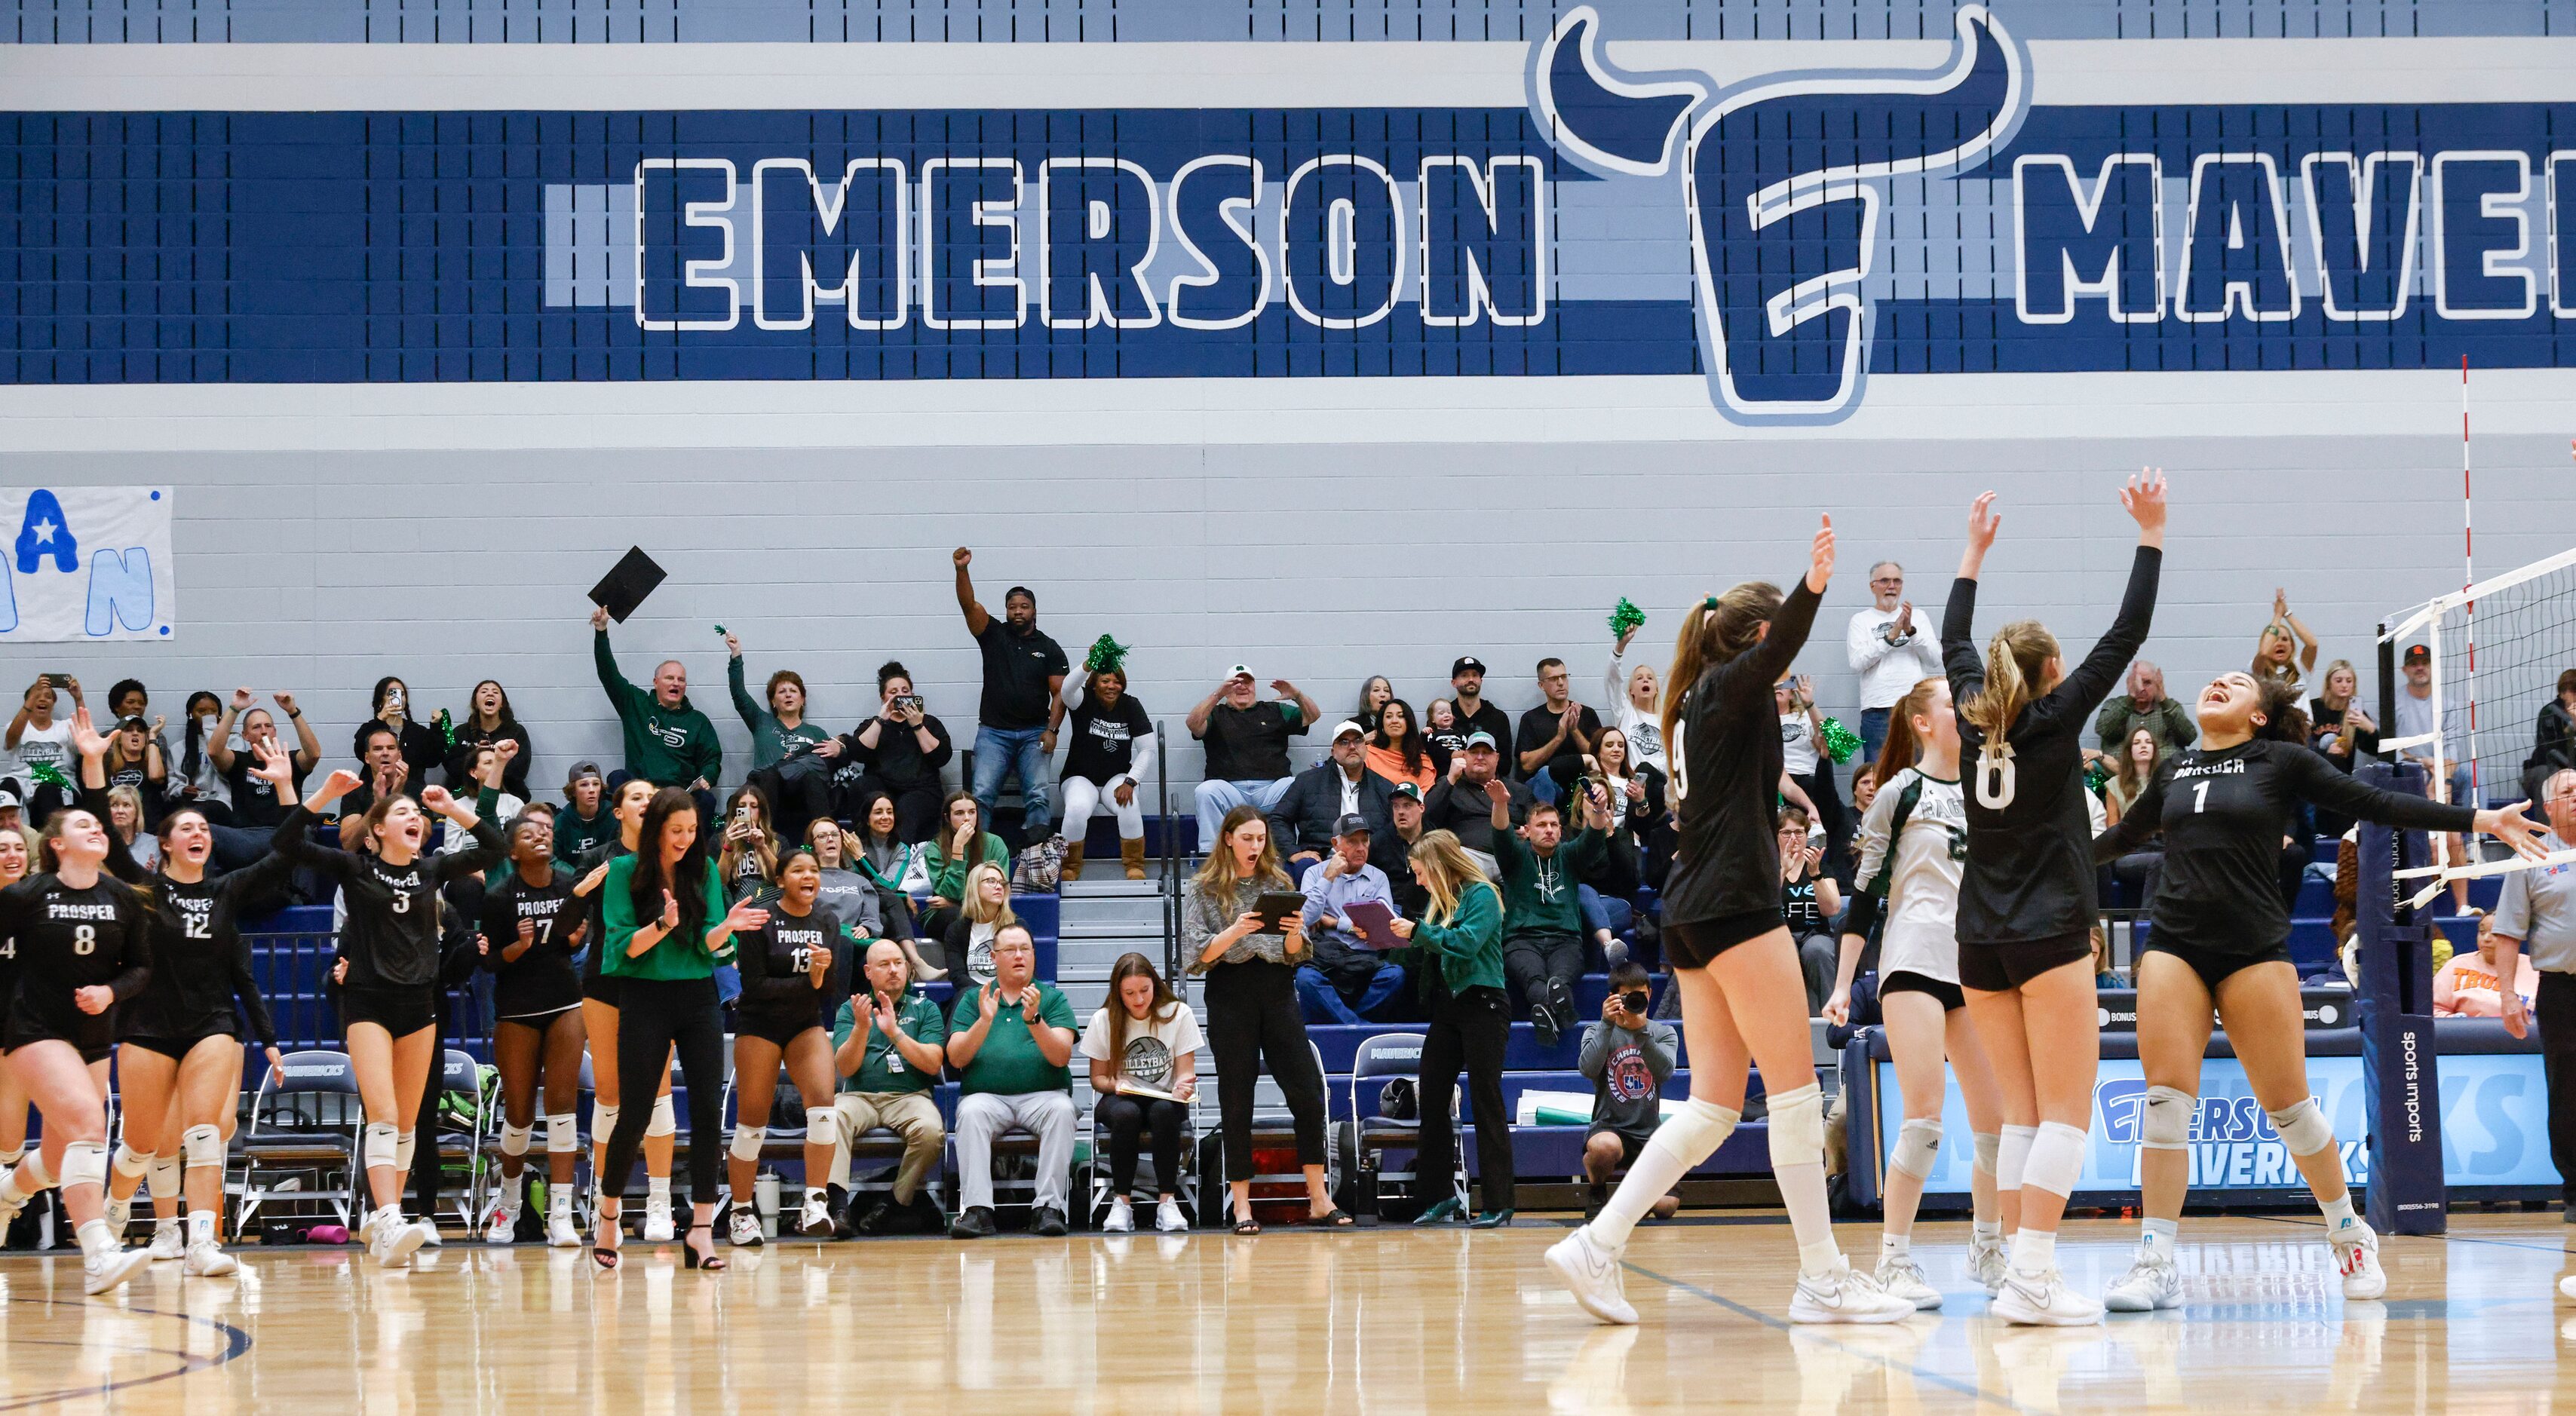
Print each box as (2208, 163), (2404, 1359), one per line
(1579, 960), (1679, 1222)
(1776, 805), (1842, 1013)
(814, 662), (954, 844)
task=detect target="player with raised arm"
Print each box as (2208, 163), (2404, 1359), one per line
(2093, 672), (2546, 1309)
(1942, 471), (2164, 1326)
(1549, 516), (1915, 1327)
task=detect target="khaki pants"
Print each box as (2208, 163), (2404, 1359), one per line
(830, 1091), (946, 1203)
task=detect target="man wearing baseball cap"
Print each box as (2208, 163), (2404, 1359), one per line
(2393, 642), (2471, 805)
(1293, 814), (1409, 1025)
(1187, 666), (1321, 853)
(1447, 657), (1513, 759)
(1268, 720), (1395, 876)
(554, 762), (615, 864)
(1421, 731), (1531, 878)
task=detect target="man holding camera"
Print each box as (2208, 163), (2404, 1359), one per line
(1579, 958), (1680, 1222)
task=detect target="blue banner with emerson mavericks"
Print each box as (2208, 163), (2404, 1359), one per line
(5, 8), (2574, 424)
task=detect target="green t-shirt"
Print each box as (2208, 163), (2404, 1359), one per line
(831, 990), (949, 1096)
(949, 981), (1078, 1096)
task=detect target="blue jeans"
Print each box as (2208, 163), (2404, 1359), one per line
(971, 725), (1052, 844)
(1295, 964), (1409, 1025)
(1858, 707), (1891, 777)
(1578, 884), (1631, 942)
(1194, 777), (1294, 852)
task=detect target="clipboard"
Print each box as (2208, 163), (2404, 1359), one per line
(1250, 892), (1305, 932)
(1115, 1078), (1185, 1103)
(1342, 900), (1405, 951)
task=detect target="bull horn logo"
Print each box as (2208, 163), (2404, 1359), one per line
(1531, 5), (2029, 424)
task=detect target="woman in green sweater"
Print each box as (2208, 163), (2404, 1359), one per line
(1390, 829), (1513, 1228)
(919, 792), (1010, 939)
(593, 787), (765, 1272)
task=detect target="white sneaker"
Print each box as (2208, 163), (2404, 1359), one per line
(2332, 1221), (2387, 1300)
(372, 1215), (426, 1270)
(642, 1197), (676, 1243)
(1546, 1227), (1637, 1326)
(1995, 1265), (2108, 1326)
(728, 1208), (765, 1247)
(1787, 1261), (1917, 1325)
(2102, 1248), (2184, 1313)
(184, 1240), (239, 1277)
(546, 1204), (583, 1250)
(2559, 1273), (2576, 1303)
(148, 1219), (186, 1262)
(1155, 1200), (1188, 1234)
(1875, 1255), (1943, 1310)
(796, 1194), (835, 1238)
(485, 1195), (521, 1244)
(83, 1246), (150, 1295)
(416, 1220), (443, 1248)
(1970, 1232), (2010, 1297)
(1102, 1198), (1134, 1234)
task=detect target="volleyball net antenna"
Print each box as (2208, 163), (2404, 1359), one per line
(2380, 543), (2576, 908)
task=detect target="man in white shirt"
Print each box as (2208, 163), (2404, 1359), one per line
(2391, 643), (2473, 804)
(1845, 562), (1943, 770)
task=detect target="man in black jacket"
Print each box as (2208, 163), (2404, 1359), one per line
(1268, 722), (1395, 876)
(1421, 731), (1530, 877)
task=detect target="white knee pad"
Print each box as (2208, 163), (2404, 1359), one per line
(1973, 1131), (1999, 1178)
(1643, 1096), (1740, 1167)
(499, 1123), (532, 1158)
(0, 1146), (22, 1168)
(646, 1094), (677, 1139)
(362, 1121), (400, 1170)
(148, 1153), (182, 1197)
(1891, 1117), (1943, 1181)
(1764, 1083), (1826, 1167)
(1995, 1123), (2037, 1191)
(112, 1142), (152, 1181)
(2142, 1086), (2195, 1151)
(394, 1130), (418, 1175)
(545, 1114), (579, 1155)
(805, 1108), (836, 1142)
(590, 1102), (620, 1141)
(181, 1124), (224, 1170)
(2267, 1098), (2335, 1157)
(10, 1152), (54, 1192)
(729, 1125), (767, 1163)
(2025, 1120), (2088, 1197)
(59, 1139), (108, 1191)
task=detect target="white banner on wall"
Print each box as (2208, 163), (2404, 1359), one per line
(0, 487), (175, 642)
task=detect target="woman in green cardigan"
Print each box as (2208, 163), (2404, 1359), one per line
(1390, 828), (1514, 1228)
(593, 787), (765, 1271)
(919, 791), (1010, 939)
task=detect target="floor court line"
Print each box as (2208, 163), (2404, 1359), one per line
(0, 1304), (251, 1412)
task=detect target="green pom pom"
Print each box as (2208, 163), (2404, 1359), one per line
(26, 761), (70, 792)
(1608, 598), (1646, 636)
(1820, 716), (1863, 765)
(1084, 634), (1130, 675)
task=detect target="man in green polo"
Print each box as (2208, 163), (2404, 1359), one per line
(830, 939), (950, 1236)
(946, 924), (1078, 1238)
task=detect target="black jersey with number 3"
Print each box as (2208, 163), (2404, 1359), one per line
(0, 874), (153, 1053)
(272, 803), (503, 988)
(480, 867), (585, 1018)
(1661, 576), (1823, 927)
(2098, 739), (2471, 955)
(1943, 545), (2160, 947)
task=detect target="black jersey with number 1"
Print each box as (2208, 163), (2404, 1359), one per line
(733, 895), (851, 1025)
(1661, 576), (1823, 927)
(0, 874), (153, 1056)
(480, 866), (585, 1019)
(2097, 738), (2472, 955)
(1943, 545), (2160, 947)
(271, 803), (503, 988)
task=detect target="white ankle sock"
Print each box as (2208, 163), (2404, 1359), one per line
(76, 1218), (114, 1259)
(1777, 1162), (1843, 1277)
(2010, 1228), (2056, 1275)
(1880, 1231), (1910, 1261)
(2141, 1217), (2178, 1258)
(2320, 1194), (2357, 1232)
(1972, 1218), (2002, 1246)
(189, 1210), (216, 1246)
(646, 1175), (672, 1205)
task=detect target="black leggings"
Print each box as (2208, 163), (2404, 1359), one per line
(2539, 971), (2576, 1206)
(598, 976), (728, 1208)
(1418, 983), (1514, 1212)
(1096, 1093), (1189, 1196)
(1203, 961), (1327, 1183)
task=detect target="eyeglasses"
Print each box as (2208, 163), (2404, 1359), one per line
(1870, 577), (1903, 586)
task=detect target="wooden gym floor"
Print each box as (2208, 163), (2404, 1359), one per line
(0, 1210), (2570, 1412)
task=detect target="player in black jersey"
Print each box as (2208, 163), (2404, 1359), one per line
(271, 765), (503, 1270)
(1944, 471), (2164, 1326)
(1550, 516), (1912, 1328)
(0, 795), (155, 1295)
(723, 848), (859, 1245)
(78, 724), (290, 1277)
(2093, 673), (2546, 1312)
(569, 777), (682, 1241)
(478, 811), (588, 1248)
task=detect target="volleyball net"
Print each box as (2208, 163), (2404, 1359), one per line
(2380, 545), (2576, 906)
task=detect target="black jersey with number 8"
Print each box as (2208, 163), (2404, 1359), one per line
(0, 875), (153, 1053)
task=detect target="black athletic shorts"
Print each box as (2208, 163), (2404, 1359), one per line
(4, 999), (118, 1063)
(1956, 933), (2093, 994)
(1664, 908), (1787, 970)
(340, 985), (437, 1037)
(497, 1003), (582, 1031)
(2139, 938), (2292, 993)
(735, 1005), (823, 1050)
(1586, 1126), (1649, 1169)
(121, 1030), (239, 1063)
(581, 972), (623, 1007)
(1880, 970), (1967, 1013)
